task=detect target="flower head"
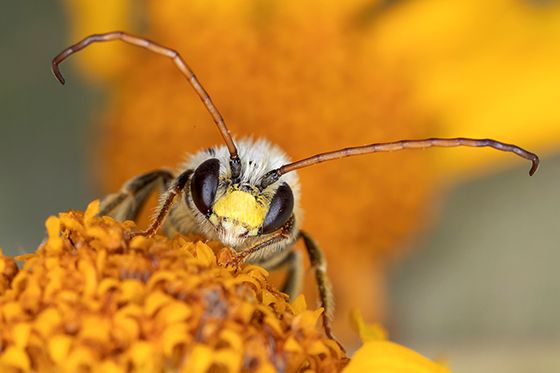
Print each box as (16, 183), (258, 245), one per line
(0, 201), (346, 372)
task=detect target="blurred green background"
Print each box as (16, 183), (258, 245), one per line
(0, 2), (559, 372)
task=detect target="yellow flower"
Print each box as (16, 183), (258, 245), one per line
(0, 201), (347, 372)
(0, 201), (450, 372)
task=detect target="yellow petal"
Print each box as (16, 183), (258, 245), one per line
(79, 315), (111, 344)
(128, 341), (157, 369)
(65, 346), (97, 372)
(147, 270), (178, 289)
(292, 308), (323, 331)
(235, 302), (256, 324)
(162, 323), (190, 357)
(350, 308), (387, 343)
(78, 258), (98, 298)
(97, 278), (121, 297)
(290, 294), (308, 315)
(0, 346), (30, 371)
(48, 335), (73, 364)
(119, 279), (145, 303)
(113, 313), (140, 346)
(95, 248), (108, 273)
(242, 265), (269, 280)
(98, 360), (126, 373)
(84, 199), (100, 223)
(306, 340), (330, 356)
(213, 348), (242, 373)
(33, 308), (62, 337)
(129, 235), (150, 250)
(218, 329), (243, 352)
(12, 322), (31, 348)
(144, 290), (173, 316)
(14, 253), (34, 261)
(2, 302), (24, 324)
(87, 226), (122, 250)
(182, 344), (213, 373)
(261, 289), (277, 306)
(156, 302), (192, 325)
(116, 304), (143, 318)
(343, 341), (451, 373)
(263, 315), (283, 336)
(45, 216), (63, 253)
(284, 336), (303, 353)
(231, 273), (262, 291)
(255, 362), (277, 373)
(195, 242), (216, 267)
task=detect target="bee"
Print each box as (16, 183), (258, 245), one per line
(52, 31), (540, 343)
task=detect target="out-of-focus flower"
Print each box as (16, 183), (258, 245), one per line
(61, 0), (559, 341)
(62, 0), (133, 82)
(370, 0), (560, 179)
(0, 202), (450, 372)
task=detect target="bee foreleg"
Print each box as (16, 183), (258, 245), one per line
(99, 169), (174, 221)
(298, 230), (337, 342)
(229, 216), (295, 265)
(134, 169), (193, 237)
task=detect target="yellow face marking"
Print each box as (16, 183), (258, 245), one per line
(213, 190), (267, 229)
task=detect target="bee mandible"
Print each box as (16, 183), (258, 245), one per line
(52, 31), (540, 343)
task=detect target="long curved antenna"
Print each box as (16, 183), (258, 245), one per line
(51, 31), (241, 179)
(260, 137), (540, 188)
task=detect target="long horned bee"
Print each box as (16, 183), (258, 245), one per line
(52, 31), (540, 342)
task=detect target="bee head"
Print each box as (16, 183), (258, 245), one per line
(189, 158), (294, 239)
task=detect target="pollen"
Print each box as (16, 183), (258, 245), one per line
(0, 201), (346, 372)
(213, 190), (267, 229)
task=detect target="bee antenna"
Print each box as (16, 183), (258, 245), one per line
(260, 137), (540, 188)
(51, 31), (241, 179)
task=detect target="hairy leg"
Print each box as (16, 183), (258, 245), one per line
(263, 250), (304, 300)
(134, 169), (193, 237)
(298, 230), (336, 341)
(229, 216), (296, 265)
(99, 169), (174, 221)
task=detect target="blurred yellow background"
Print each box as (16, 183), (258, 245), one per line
(0, 1), (559, 371)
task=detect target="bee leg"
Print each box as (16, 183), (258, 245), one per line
(298, 230), (337, 342)
(227, 217), (296, 266)
(263, 250), (304, 300)
(99, 169), (174, 221)
(134, 169), (193, 237)
(280, 251), (303, 300)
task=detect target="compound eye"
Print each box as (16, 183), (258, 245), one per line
(262, 183), (294, 234)
(190, 158), (220, 215)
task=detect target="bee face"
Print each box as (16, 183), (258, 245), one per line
(209, 188), (268, 237)
(185, 139), (300, 248)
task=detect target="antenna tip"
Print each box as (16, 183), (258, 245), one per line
(529, 157), (540, 176)
(51, 62), (66, 85)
